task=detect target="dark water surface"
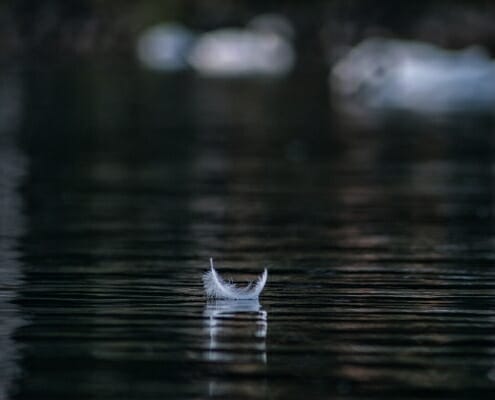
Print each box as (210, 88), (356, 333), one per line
(2, 65), (495, 399)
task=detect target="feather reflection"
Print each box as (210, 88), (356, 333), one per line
(203, 300), (268, 363)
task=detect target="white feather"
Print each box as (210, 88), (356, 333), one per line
(203, 258), (268, 300)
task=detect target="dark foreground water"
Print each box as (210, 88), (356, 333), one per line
(1, 65), (495, 399)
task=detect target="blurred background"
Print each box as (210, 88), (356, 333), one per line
(4, 1), (495, 57)
(2, 1), (495, 399)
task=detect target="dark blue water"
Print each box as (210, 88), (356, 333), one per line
(1, 64), (495, 399)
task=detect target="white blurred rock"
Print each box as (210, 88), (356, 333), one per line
(188, 14), (295, 78)
(137, 23), (195, 71)
(331, 37), (495, 113)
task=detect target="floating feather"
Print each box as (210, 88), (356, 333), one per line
(203, 258), (268, 300)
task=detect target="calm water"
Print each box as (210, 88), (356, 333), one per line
(1, 64), (495, 399)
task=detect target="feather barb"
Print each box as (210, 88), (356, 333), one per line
(203, 258), (267, 300)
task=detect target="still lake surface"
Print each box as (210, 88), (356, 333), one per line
(1, 65), (495, 399)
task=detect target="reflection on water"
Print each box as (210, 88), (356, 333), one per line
(0, 68), (26, 400)
(203, 300), (268, 397)
(3, 63), (495, 399)
(204, 300), (268, 363)
(0, 146), (26, 400)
